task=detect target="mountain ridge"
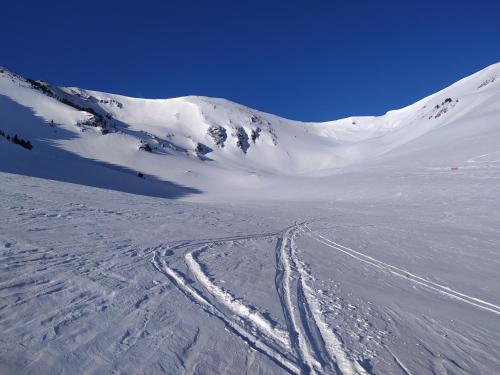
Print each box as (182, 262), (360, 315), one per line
(0, 63), (499, 200)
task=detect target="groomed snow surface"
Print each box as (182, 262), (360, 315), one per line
(1, 64), (500, 374)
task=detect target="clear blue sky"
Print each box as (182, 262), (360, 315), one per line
(2, 0), (499, 121)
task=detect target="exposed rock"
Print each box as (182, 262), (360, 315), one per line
(478, 76), (496, 89)
(251, 127), (261, 143)
(267, 125), (278, 146)
(426, 98), (458, 120)
(76, 115), (107, 130)
(196, 142), (213, 158)
(139, 142), (152, 152)
(234, 127), (250, 153)
(208, 126), (228, 148)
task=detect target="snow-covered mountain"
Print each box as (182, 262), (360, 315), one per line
(1, 63), (499, 200)
(2, 64), (500, 375)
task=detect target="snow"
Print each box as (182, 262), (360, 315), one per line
(0, 63), (499, 374)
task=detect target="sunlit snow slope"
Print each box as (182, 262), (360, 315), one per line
(0, 63), (499, 199)
(1, 64), (500, 375)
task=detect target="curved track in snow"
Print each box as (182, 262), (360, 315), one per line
(152, 243), (300, 374)
(151, 219), (500, 374)
(151, 226), (371, 375)
(185, 244), (291, 350)
(152, 220), (500, 375)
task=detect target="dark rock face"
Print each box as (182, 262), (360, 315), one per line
(234, 127), (250, 153)
(208, 126), (228, 148)
(428, 98), (458, 120)
(196, 142), (212, 155)
(251, 127), (261, 143)
(76, 115), (107, 130)
(139, 143), (152, 152)
(267, 125), (278, 146)
(196, 143), (213, 160)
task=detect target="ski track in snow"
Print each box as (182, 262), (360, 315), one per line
(302, 224), (500, 316)
(467, 150), (500, 164)
(151, 226), (373, 375)
(388, 349), (413, 375)
(3, 61), (500, 374)
(275, 227), (323, 374)
(151, 244), (300, 374)
(151, 220), (500, 374)
(185, 245), (291, 350)
(289, 231), (368, 375)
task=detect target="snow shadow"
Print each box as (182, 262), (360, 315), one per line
(0, 95), (202, 199)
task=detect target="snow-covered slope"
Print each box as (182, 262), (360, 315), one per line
(0, 63), (499, 199)
(1, 64), (500, 375)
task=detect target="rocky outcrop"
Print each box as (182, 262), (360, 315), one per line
(234, 127), (250, 153)
(207, 126), (228, 148)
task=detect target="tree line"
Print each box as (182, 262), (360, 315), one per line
(0, 129), (33, 150)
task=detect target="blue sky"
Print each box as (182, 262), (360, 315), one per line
(2, 0), (499, 121)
